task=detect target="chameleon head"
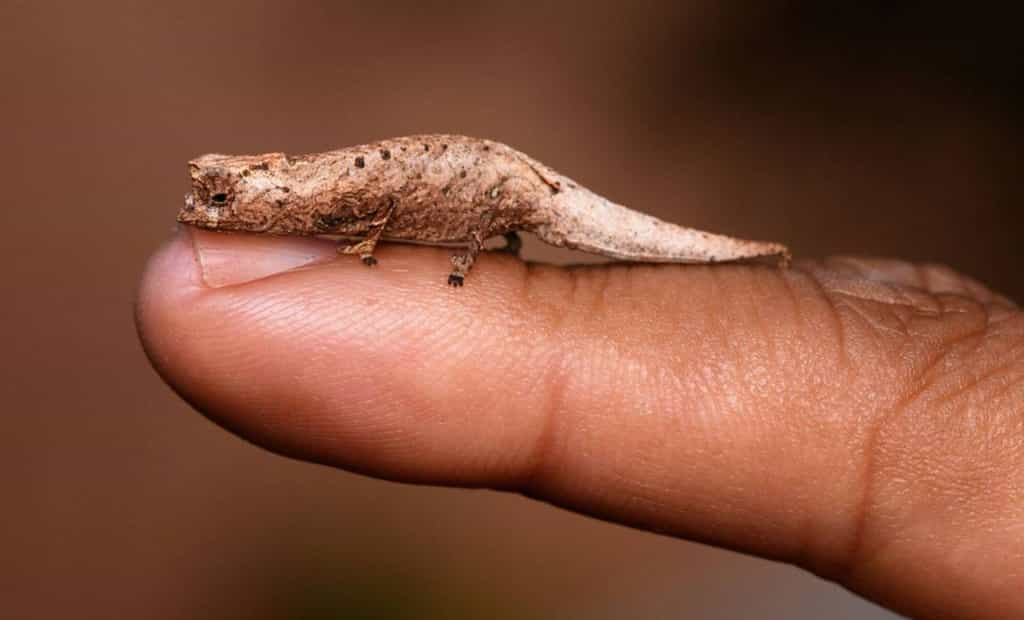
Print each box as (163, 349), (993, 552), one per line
(178, 153), (294, 232)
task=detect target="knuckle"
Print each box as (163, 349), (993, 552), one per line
(839, 296), (1024, 577)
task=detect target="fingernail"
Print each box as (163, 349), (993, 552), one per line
(186, 227), (338, 287)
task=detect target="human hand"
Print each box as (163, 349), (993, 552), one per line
(137, 228), (1023, 619)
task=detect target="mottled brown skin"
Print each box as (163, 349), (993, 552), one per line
(178, 134), (790, 284)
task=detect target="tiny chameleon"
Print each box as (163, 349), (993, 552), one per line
(178, 134), (791, 286)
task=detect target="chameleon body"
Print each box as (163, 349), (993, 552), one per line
(178, 134), (790, 285)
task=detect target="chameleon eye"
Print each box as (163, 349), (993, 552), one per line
(210, 193), (229, 205)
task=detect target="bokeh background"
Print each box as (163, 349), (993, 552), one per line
(4, 2), (1020, 618)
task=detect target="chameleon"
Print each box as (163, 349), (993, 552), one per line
(178, 134), (790, 285)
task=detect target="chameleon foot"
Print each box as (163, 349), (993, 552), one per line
(361, 255), (377, 266)
(447, 274), (464, 287)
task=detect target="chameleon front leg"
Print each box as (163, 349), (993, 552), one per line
(338, 200), (396, 266)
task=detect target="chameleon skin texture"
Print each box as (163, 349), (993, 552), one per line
(178, 134), (790, 281)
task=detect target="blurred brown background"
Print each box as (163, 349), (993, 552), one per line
(3, 2), (1020, 618)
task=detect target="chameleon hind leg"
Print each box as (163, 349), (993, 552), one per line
(448, 212), (501, 286)
(448, 238), (481, 287)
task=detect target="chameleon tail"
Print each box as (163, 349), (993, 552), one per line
(531, 186), (790, 265)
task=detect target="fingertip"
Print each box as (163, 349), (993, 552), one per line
(134, 229), (553, 482)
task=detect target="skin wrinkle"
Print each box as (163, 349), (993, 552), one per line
(983, 346), (1024, 409)
(796, 267), (851, 373)
(825, 257), (1018, 311)
(843, 284), (974, 341)
(516, 270), (692, 498)
(833, 285), (1020, 592)
(519, 345), (588, 498)
(507, 332), (565, 480)
(561, 266), (601, 331)
(929, 328), (1024, 409)
(587, 267), (615, 324)
(429, 262), (563, 482)
(749, 269), (790, 376)
(925, 299), (998, 351)
(536, 266), (839, 565)
(773, 270), (856, 574)
(809, 299), (921, 579)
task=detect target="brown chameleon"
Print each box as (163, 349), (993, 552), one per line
(178, 134), (790, 285)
